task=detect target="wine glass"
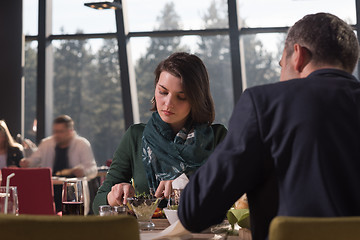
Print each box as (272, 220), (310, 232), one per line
(0, 186), (19, 215)
(127, 197), (161, 230)
(62, 179), (84, 215)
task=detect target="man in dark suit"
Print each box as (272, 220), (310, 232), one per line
(178, 13), (360, 240)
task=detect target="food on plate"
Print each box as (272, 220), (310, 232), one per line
(152, 207), (164, 218)
(127, 193), (160, 221)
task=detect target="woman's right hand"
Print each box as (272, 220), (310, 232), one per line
(107, 182), (135, 206)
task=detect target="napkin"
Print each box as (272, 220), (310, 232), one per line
(172, 173), (189, 189)
(140, 220), (192, 240)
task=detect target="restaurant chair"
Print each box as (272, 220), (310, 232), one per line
(1, 168), (56, 215)
(0, 214), (140, 240)
(269, 216), (360, 240)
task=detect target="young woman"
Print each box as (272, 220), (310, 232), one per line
(93, 52), (227, 214)
(0, 120), (24, 169)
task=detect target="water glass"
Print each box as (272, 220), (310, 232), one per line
(0, 186), (19, 215)
(62, 180), (84, 215)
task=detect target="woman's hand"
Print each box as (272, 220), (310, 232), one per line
(155, 180), (174, 198)
(107, 183), (135, 206)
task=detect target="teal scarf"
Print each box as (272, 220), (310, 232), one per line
(142, 112), (215, 194)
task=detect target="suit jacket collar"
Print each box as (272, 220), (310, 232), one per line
(307, 68), (358, 82)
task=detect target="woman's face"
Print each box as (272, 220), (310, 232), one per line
(155, 71), (191, 132)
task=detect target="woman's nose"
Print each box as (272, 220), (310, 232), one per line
(164, 95), (174, 107)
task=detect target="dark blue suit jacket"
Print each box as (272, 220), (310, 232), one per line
(178, 69), (360, 240)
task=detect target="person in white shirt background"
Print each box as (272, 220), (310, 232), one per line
(20, 115), (97, 213)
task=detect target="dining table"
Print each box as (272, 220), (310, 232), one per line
(141, 218), (252, 240)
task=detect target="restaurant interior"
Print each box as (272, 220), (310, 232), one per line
(0, 1), (359, 240)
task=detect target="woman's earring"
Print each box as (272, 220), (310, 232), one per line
(151, 97), (155, 104)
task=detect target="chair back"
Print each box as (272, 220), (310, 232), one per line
(0, 214), (140, 240)
(1, 168), (56, 215)
(269, 216), (360, 240)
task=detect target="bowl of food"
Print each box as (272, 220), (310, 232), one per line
(127, 195), (161, 230)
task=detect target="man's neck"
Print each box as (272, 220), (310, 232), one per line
(57, 137), (73, 149)
(57, 132), (75, 148)
(300, 64), (345, 79)
(57, 143), (69, 149)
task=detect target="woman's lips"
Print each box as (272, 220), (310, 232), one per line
(162, 110), (174, 116)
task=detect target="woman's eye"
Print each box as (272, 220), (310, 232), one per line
(178, 96), (186, 101)
(159, 91), (167, 95)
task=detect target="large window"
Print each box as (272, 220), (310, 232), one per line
(126, 0), (229, 31)
(24, 42), (38, 143)
(23, 0), (360, 165)
(51, 38), (125, 165)
(131, 35), (233, 125)
(238, 0), (356, 27)
(52, 0), (116, 34)
(23, 0), (39, 143)
(23, 0), (38, 35)
(241, 33), (285, 89)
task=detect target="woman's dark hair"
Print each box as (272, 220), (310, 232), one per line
(285, 12), (359, 73)
(0, 120), (23, 151)
(151, 52), (215, 125)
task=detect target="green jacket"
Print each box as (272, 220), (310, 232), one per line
(93, 123), (227, 214)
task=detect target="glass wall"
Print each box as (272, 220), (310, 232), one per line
(238, 0), (356, 27)
(52, 0), (116, 34)
(241, 33), (285, 89)
(23, 0), (359, 165)
(23, 1), (38, 143)
(131, 35), (233, 125)
(24, 42), (38, 143)
(51, 38), (125, 165)
(126, 0), (228, 31)
(23, 0), (38, 35)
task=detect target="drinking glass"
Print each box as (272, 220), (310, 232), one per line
(62, 179), (84, 215)
(0, 186), (19, 215)
(127, 197), (161, 230)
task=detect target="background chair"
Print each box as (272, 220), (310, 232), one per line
(0, 214), (140, 240)
(269, 216), (360, 240)
(1, 168), (56, 215)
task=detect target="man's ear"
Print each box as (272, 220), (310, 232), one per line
(292, 44), (311, 72)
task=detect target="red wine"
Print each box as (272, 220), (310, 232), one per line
(62, 202), (84, 215)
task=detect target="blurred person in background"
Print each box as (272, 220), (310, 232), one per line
(178, 13), (360, 240)
(20, 115), (97, 212)
(93, 52), (227, 214)
(0, 120), (23, 169)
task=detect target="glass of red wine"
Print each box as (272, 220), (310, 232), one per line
(62, 179), (84, 216)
